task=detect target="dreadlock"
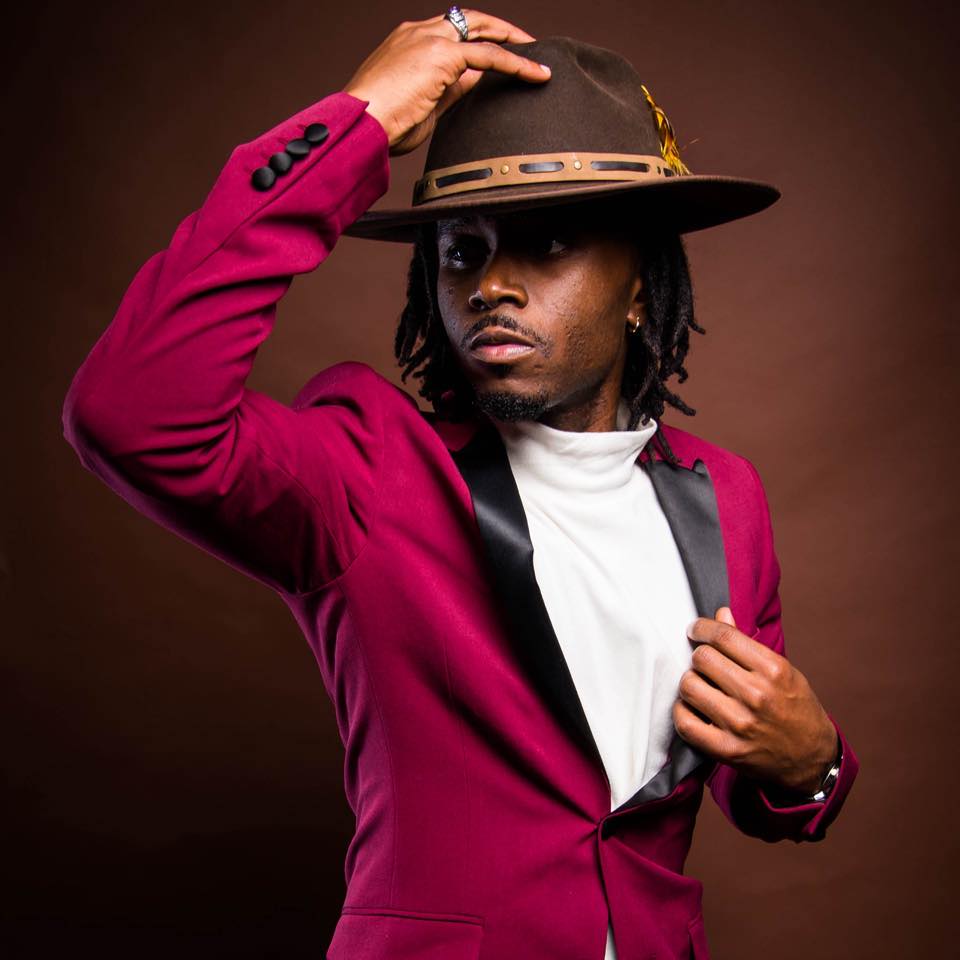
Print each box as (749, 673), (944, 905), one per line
(394, 218), (705, 468)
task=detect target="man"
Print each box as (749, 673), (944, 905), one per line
(61, 9), (859, 960)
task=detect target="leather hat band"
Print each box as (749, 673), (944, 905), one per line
(412, 152), (679, 205)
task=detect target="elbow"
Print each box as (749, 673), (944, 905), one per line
(61, 354), (141, 465)
(61, 366), (112, 463)
(62, 370), (239, 505)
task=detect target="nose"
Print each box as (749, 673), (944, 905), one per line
(469, 247), (528, 311)
(468, 290), (490, 310)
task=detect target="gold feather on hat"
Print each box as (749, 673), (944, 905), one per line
(640, 83), (692, 176)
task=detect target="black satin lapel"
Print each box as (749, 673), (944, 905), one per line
(450, 423), (604, 769)
(612, 456), (730, 813)
(648, 458), (730, 620)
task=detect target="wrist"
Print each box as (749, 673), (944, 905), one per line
(342, 88), (392, 145)
(766, 731), (843, 805)
(797, 726), (841, 793)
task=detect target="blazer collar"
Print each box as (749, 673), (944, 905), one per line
(443, 411), (728, 814)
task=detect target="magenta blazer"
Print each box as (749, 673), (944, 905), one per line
(62, 91), (859, 960)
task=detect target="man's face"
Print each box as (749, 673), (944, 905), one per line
(434, 201), (645, 428)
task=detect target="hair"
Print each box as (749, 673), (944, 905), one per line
(393, 208), (706, 467)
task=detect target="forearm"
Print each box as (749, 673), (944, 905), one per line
(62, 90), (389, 499)
(61, 92), (391, 595)
(705, 458), (861, 842)
(707, 713), (859, 843)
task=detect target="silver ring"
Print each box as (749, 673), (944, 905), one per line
(443, 5), (469, 41)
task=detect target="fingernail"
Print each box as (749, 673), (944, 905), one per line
(686, 619), (699, 639)
(540, 63), (551, 73)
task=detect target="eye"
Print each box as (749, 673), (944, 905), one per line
(440, 237), (486, 268)
(518, 226), (574, 257)
(439, 232), (572, 268)
(533, 236), (571, 255)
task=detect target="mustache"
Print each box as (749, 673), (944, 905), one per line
(464, 312), (543, 348)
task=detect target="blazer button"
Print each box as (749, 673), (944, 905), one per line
(268, 151), (293, 174)
(251, 165), (276, 191)
(285, 137), (310, 159)
(304, 122), (329, 145)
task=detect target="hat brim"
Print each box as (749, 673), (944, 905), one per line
(341, 175), (781, 243)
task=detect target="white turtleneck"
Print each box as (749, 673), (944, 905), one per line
(490, 397), (699, 960)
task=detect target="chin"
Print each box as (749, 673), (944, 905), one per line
(471, 386), (551, 423)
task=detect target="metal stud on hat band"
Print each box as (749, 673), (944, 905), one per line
(444, 5), (469, 41)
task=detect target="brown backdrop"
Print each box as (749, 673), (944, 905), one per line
(4, 0), (957, 956)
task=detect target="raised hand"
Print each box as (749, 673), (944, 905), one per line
(342, 10), (550, 156)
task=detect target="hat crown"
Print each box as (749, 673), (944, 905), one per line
(342, 35), (780, 243)
(423, 36), (664, 173)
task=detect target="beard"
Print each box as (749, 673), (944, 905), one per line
(470, 385), (551, 423)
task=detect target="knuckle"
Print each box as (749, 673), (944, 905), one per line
(729, 711), (755, 738)
(766, 660), (787, 684)
(717, 624), (738, 645)
(724, 734), (749, 763)
(742, 683), (766, 711)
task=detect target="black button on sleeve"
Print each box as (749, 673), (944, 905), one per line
(304, 122), (329, 146)
(251, 166), (276, 191)
(268, 151), (293, 174)
(285, 138), (310, 159)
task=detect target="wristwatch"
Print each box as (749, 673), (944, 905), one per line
(764, 736), (843, 807)
(807, 736), (843, 802)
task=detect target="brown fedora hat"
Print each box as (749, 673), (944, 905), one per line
(342, 35), (781, 243)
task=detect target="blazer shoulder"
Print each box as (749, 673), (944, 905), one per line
(291, 360), (422, 415)
(656, 420), (758, 486)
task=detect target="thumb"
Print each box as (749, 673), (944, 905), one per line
(715, 606), (736, 628)
(435, 69), (484, 117)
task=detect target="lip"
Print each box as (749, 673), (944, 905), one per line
(470, 327), (537, 349)
(469, 342), (537, 363)
(468, 326), (538, 364)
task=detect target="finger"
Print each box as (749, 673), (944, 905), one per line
(687, 617), (769, 672)
(715, 606), (736, 627)
(423, 9), (537, 44)
(689, 640), (759, 704)
(457, 40), (552, 83)
(673, 699), (735, 758)
(678, 666), (754, 734)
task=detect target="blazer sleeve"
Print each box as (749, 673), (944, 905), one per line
(705, 457), (860, 843)
(61, 91), (392, 597)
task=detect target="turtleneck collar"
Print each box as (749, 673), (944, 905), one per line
(489, 398), (658, 494)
